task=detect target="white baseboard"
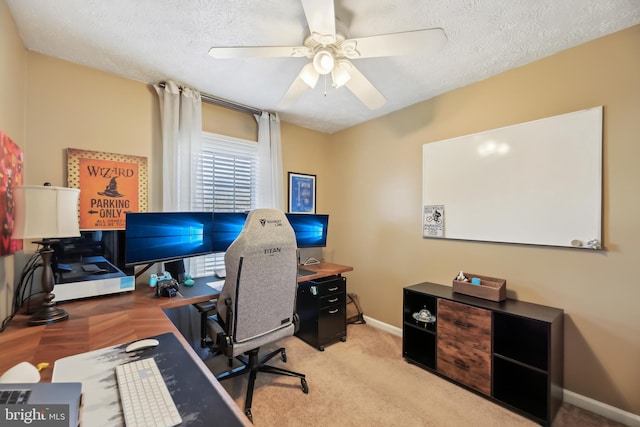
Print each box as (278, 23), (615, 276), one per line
(563, 389), (640, 427)
(363, 316), (640, 426)
(362, 315), (402, 336)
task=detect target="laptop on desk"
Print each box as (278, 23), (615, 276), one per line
(0, 382), (82, 427)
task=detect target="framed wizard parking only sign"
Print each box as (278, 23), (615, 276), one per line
(67, 149), (148, 230)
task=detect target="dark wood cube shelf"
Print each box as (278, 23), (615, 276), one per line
(403, 282), (563, 426)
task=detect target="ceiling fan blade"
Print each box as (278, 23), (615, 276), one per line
(341, 61), (386, 109)
(301, 0), (336, 44)
(208, 45), (310, 59)
(341, 28), (447, 59)
(278, 64), (317, 109)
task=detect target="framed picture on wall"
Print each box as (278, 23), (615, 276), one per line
(67, 148), (148, 230)
(1, 130), (24, 256)
(288, 172), (316, 214)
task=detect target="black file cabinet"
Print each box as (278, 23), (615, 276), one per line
(296, 275), (347, 351)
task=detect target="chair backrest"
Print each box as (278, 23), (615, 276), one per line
(217, 208), (298, 343)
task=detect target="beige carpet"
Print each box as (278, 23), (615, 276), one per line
(205, 324), (623, 427)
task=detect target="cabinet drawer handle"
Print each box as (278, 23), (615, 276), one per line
(328, 298), (339, 303)
(454, 320), (472, 329)
(328, 287), (339, 292)
(328, 309), (339, 314)
(454, 359), (470, 370)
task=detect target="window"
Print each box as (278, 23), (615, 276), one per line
(190, 132), (258, 277)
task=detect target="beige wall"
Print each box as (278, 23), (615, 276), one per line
(329, 25), (640, 414)
(280, 122), (332, 213)
(19, 55), (333, 240)
(1, 0), (638, 415)
(202, 102), (257, 141)
(25, 54), (157, 199)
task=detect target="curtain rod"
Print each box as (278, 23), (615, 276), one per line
(158, 82), (263, 116)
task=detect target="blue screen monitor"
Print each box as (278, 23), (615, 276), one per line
(125, 212), (214, 266)
(285, 213), (329, 248)
(212, 212), (248, 252)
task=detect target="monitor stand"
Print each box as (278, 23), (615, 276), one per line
(298, 247), (323, 265)
(164, 259), (186, 283)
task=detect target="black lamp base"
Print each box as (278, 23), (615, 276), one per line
(27, 244), (69, 326)
(28, 304), (69, 326)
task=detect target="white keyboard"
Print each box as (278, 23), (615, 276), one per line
(115, 357), (182, 427)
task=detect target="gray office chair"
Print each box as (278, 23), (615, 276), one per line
(202, 208), (308, 422)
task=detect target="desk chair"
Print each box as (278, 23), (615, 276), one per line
(201, 209), (308, 422)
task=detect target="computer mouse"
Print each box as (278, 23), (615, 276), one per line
(125, 338), (160, 353)
(0, 361), (41, 383)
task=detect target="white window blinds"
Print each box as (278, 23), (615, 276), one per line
(190, 132), (258, 277)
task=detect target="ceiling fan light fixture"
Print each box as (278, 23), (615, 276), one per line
(312, 49), (335, 75)
(331, 60), (351, 88)
(300, 63), (319, 88)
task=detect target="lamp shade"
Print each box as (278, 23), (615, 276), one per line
(12, 185), (81, 239)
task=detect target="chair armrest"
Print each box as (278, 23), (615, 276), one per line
(194, 299), (217, 348)
(201, 297), (234, 357)
(220, 298), (234, 357)
(223, 297), (233, 335)
(194, 299), (217, 314)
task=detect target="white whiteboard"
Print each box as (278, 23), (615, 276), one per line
(422, 107), (602, 249)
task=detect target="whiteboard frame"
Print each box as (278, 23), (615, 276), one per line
(422, 107), (603, 249)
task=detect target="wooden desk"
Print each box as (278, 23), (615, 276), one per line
(0, 262), (352, 379)
(0, 278), (212, 379)
(297, 262), (353, 281)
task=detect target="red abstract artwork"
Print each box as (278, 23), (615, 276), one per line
(0, 130), (24, 256)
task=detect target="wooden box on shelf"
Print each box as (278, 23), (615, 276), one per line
(453, 273), (506, 302)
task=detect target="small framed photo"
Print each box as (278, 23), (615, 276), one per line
(288, 172), (316, 214)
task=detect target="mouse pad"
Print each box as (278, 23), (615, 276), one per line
(53, 332), (245, 427)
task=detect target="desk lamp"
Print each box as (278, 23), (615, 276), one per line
(12, 184), (80, 326)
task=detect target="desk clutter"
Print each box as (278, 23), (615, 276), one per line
(452, 271), (506, 302)
(149, 271), (180, 297)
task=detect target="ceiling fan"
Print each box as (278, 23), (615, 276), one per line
(208, 0), (447, 110)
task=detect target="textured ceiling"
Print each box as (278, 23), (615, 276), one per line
(6, 0), (640, 134)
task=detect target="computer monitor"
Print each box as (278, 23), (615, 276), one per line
(285, 213), (329, 248)
(211, 212), (248, 252)
(125, 212), (214, 266)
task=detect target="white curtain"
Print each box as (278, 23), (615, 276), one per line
(153, 80), (202, 211)
(256, 111), (284, 209)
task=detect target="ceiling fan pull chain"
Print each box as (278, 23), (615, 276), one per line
(324, 74), (328, 97)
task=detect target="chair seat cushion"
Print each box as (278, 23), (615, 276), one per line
(207, 317), (294, 357)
